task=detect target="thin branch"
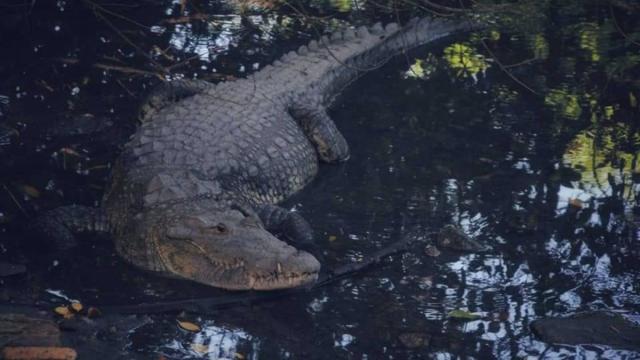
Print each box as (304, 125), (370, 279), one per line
(457, 0), (540, 96)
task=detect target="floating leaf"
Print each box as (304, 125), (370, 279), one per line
(424, 245), (441, 257)
(21, 185), (40, 198)
(448, 309), (481, 320)
(568, 198), (584, 208)
(87, 307), (102, 318)
(54, 306), (73, 319)
(177, 320), (201, 332)
(70, 302), (83, 312)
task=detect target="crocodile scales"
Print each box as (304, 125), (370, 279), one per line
(38, 17), (474, 290)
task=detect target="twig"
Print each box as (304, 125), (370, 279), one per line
(84, 1), (168, 75)
(420, 0), (468, 13)
(1, 184), (27, 217)
(610, 3), (640, 48)
(503, 57), (539, 69)
(55, 58), (163, 79)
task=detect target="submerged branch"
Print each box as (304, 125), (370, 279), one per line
(100, 230), (427, 314)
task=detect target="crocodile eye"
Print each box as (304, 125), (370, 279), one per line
(212, 223), (228, 234)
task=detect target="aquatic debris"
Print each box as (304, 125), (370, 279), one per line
(177, 320), (201, 332)
(531, 311), (640, 351)
(20, 185), (41, 199)
(53, 306), (73, 319)
(86, 307), (102, 318)
(448, 309), (482, 320)
(437, 225), (488, 252)
(69, 302), (83, 313)
(424, 245), (441, 257)
(398, 332), (430, 348)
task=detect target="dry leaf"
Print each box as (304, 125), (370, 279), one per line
(328, 235), (337, 242)
(70, 302), (83, 312)
(53, 306), (71, 317)
(424, 245), (441, 257)
(568, 198), (583, 208)
(87, 307), (102, 318)
(177, 320), (201, 332)
(60, 147), (81, 157)
(21, 185), (40, 198)
(235, 353), (245, 359)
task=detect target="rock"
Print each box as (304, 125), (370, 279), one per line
(1, 347), (77, 360)
(437, 225), (488, 252)
(531, 311), (640, 351)
(398, 332), (430, 348)
(0, 314), (60, 347)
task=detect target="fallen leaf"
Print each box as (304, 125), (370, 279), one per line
(70, 302), (83, 313)
(177, 320), (200, 332)
(424, 245), (441, 257)
(328, 235), (337, 242)
(448, 309), (481, 320)
(568, 198), (583, 208)
(53, 306), (71, 318)
(60, 147), (81, 157)
(235, 353), (245, 359)
(87, 307), (102, 318)
(21, 185), (40, 198)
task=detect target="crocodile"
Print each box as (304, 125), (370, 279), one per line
(37, 17), (476, 290)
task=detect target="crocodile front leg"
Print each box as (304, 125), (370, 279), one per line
(139, 79), (214, 122)
(256, 204), (323, 259)
(290, 98), (350, 163)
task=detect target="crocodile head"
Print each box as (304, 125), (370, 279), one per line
(147, 207), (320, 290)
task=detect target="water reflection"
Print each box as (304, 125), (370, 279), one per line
(0, 0), (639, 359)
(161, 322), (252, 360)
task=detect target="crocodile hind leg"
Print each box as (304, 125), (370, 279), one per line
(139, 79), (214, 122)
(290, 99), (350, 163)
(256, 204), (322, 258)
(32, 205), (109, 250)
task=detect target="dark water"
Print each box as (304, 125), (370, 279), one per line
(1, 1), (640, 359)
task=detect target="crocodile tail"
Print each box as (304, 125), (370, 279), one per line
(32, 205), (109, 250)
(311, 17), (481, 104)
